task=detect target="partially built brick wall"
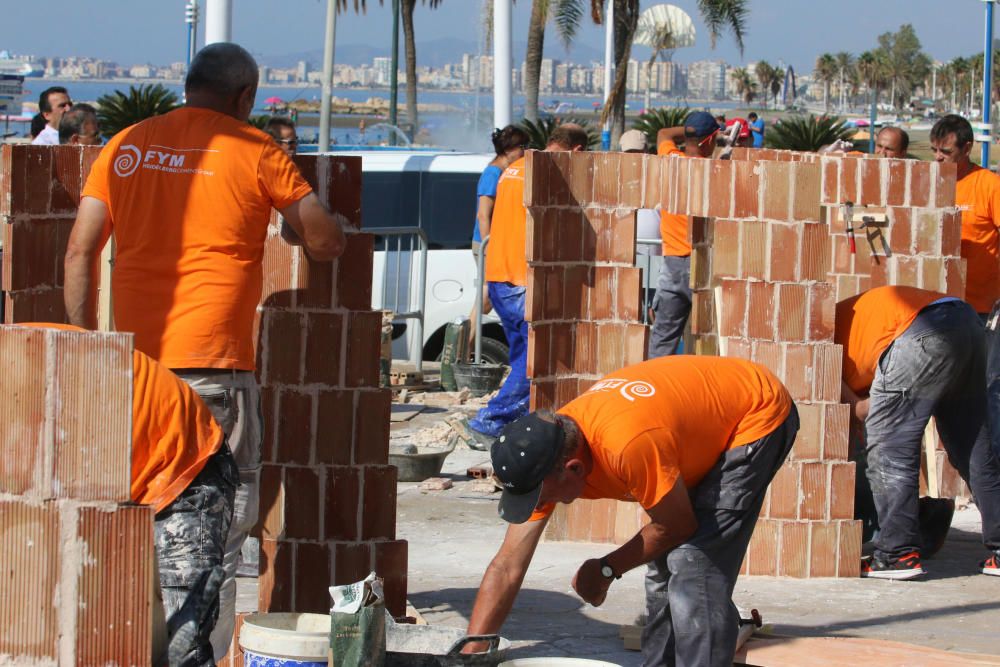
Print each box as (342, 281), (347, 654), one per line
(0, 144), (403, 663)
(525, 148), (965, 578)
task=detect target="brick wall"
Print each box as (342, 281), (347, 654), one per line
(524, 149), (965, 577)
(0, 145), (405, 660)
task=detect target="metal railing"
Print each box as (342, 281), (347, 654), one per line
(373, 227), (428, 373)
(474, 235), (490, 364)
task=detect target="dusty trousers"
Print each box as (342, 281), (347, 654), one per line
(642, 406), (799, 667)
(173, 369), (263, 660)
(648, 255), (692, 358)
(865, 301), (1000, 562)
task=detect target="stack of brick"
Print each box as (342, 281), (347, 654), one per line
(0, 325), (156, 665)
(0, 145), (406, 661)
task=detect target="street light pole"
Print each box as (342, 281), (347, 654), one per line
(983, 0), (996, 167)
(318, 0), (337, 152)
(185, 0), (199, 68)
(602, 0), (614, 150)
(204, 0), (231, 44)
(493, 0), (512, 129)
(389, 0), (400, 145)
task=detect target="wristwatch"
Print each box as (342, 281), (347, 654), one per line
(599, 557), (621, 580)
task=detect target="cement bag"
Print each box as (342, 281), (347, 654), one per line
(329, 572), (386, 667)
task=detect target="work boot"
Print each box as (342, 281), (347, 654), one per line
(980, 551), (1000, 576)
(861, 551), (925, 580)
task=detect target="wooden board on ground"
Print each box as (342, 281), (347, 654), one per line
(735, 636), (1000, 666)
(391, 404), (425, 422)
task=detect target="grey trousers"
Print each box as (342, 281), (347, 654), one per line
(649, 255), (692, 358)
(174, 369), (263, 661)
(642, 406), (799, 667)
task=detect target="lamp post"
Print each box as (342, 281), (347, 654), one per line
(602, 0), (614, 150)
(185, 0), (199, 68)
(493, 0), (512, 129)
(389, 0), (400, 145)
(318, 0), (337, 152)
(983, 0), (996, 167)
(204, 0), (231, 45)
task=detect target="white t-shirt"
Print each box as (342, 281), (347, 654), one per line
(636, 208), (662, 256)
(31, 126), (59, 145)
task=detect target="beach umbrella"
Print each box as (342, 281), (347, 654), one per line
(265, 96), (285, 105)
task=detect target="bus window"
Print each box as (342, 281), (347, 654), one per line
(420, 172), (479, 250)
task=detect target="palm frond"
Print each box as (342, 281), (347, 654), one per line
(764, 115), (853, 152)
(697, 0), (748, 55)
(517, 116), (601, 150)
(96, 84), (180, 137)
(631, 108), (690, 150)
(552, 0), (583, 51)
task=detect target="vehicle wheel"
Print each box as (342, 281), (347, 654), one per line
(476, 336), (509, 365)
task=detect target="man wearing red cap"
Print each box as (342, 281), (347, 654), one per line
(464, 355), (798, 667)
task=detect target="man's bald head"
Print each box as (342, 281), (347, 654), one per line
(185, 43), (259, 121)
(875, 126), (909, 159)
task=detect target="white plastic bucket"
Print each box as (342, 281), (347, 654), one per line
(240, 613), (331, 666)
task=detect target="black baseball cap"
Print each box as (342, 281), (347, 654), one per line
(684, 111), (720, 139)
(491, 413), (565, 524)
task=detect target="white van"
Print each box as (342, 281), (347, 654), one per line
(329, 150), (510, 364)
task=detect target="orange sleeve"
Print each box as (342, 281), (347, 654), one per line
(80, 139), (118, 204)
(989, 177), (1000, 230)
(257, 140), (315, 209)
(528, 501), (555, 522)
(657, 139), (682, 157)
(615, 429), (680, 510)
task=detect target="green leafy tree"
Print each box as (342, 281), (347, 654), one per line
(834, 52), (854, 111)
(96, 84), (180, 137)
(814, 53), (837, 112)
(754, 61), (773, 109)
(764, 115), (853, 152)
(631, 107), (690, 149)
(875, 24), (931, 110)
(730, 67), (757, 105)
(517, 116), (600, 150)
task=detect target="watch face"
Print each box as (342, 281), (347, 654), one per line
(601, 565), (614, 579)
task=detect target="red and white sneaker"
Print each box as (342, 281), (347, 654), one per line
(981, 552), (1000, 576)
(861, 551), (925, 580)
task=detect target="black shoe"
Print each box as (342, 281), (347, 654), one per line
(861, 551), (925, 580)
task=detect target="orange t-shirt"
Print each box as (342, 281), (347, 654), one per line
(955, 165), (1000, 313)
(530, 356), (792, 521)
(18, 324), (223, 512)
(834, 286), (944, 394)
(656, 139), (691, 257)
(81, 106), (314, 370)
(484, 156), (528, 286)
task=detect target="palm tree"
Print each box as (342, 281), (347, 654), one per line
(754, 61), (774, 109)
(643, 22), (675, 112)
(765, 115), (853, 152)
(399, 0), (443, 136)
(517, 115), (601, 149)
(814, 53), (837, 112)
(768, 65), (784, 109)
(730, 67), (757, 106)
(834, 52), (854, 112)
(96, 84), (180, 137)
(631, 106), (690, 148)
(518, 0), (583, 122)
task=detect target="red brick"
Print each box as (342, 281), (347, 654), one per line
(3, 288), (68, 325)
(712, 219), (740, 278)
(593, 151), (622, 206)
(859, 158), (882, 206)
(373, 539), (409, 618)
(642, 154), (662, 209)
(783, 343), (813, 401)
(304, 312), (344, 385)
(807, 283), (835, 342)
(811, 344), (842, 402)
(258, 539), (293, 612)
(707, 159), (733, 219)
(733, 159), (760, 219)
(310, 156), (363, 227)
(823, 403), (851, 460)
(294, 252), (334, 310)
(893, 255), (920, 287)
(841, 157), (860, 204)
(545, 151), (575, 206)
(275, 390), (314, 465)
(746, 282), (776, 340)
(776, 283), (808, 342)
(799, 462), (827, 520)
(595, 323), (625, 374)
(821, 157), (840, 205)
(921, 256), (945, 293)
(617, 267), (642, 321)
(624, 324), (647, 364)
(740, 220), (768, 279)
(886, 160), (907, 207)
(689, 289), (714, 336)
(75, 504), (155, 665)
(332, 542), (371, 594)
(0, 327), (47, 496)
(562, 265), (591, 320)
(531, 379), (557, 411)
(324, 465), (361, 541)
(527, 323), (551, 378)
(718, 279), (747, 338)
(914, 209), (942, 255)
(792, 403), (822, 460)
(940, 210), (963, 257)
(620, 153), (643, 208)
(283, 466), (322, 540)
(345, 310), (382, 387)
(335, 233), (375, 310)
(761, 162), (792, 220)
(0, 500), (59, 659)
(767, 462), (800, 519)
(2, 219), (62, 291)
(294, 541), (332, 613)
(262, 233), (296, 307)
(832, 234), (852, 274)
(50, 145), (85, 213)
(591, 266), (615, 320)
(752, 340), (783, 377)
(809, 522), (839, 577)
(525, 208), (544, 262)
(573, 322), (597, 375)
(778, 521), (810, 578)
(524, 266), (544, 322)
(554, 377), (581, 408)
(610, 209), (637, 264)
(555, 210), (584, 262)
(52, 330), (132, 501)
(316, 390), (354, 465)
(837, 520), (863, 577)
(355, 389), (390, 465)
(550, 324), (575, 376)
(362, 466), (397, 540)
(887, 207), (913, 255)
(691, 216), (713, 246)
(792, 163), (822, 221)
(800, 222), (831, 282)
(944, 257), (966, 298)
(746, 519), (779, 575)
(726, 336), (752, 359)
(569, 152), (594, 205)
(543, 265), (565, 320)
(934, 161), (958, 208)
(829, 462), (855, 519)
(909, 161), (931, 207)
(259, 385), (277, 460)
(264, 310), (304, 385)
(577, 377), (597, 395)
(257, 464), (285, 538)
(768, 224), (800, 282)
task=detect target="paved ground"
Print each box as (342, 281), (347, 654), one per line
(238, 402), (1000, 663)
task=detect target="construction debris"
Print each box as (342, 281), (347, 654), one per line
(466, 465), (493, 479)
(419, 478), (453, 492)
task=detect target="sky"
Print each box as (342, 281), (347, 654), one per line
(2, 0), (994, 72)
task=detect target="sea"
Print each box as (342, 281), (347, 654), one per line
(7, 78), (740, 151)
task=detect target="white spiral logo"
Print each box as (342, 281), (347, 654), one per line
(619, 381), (655, 402)
(113, 144), (142, 177)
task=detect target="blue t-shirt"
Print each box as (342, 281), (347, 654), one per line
(750, 119), (765, 148)
(473, 164), (503, 243)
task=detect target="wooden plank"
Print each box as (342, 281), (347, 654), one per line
(736, 636), (1000, 666)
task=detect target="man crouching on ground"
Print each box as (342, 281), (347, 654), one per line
(464, 355), (798, 667)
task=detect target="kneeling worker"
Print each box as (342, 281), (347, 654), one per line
(836, 286), (1000, 579)
(22, 324), (237, 665)
(465, 356), (798, 667)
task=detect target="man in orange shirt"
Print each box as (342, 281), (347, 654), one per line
(649, 111), (719, 357)
(62, 43), (347, 658)
(19, 324), (237, 665)
(458, 124), (589, 446)
(931, 114), (1000, 317)
(837, 286), (1000, 579)
(464, 356), (798, 667)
